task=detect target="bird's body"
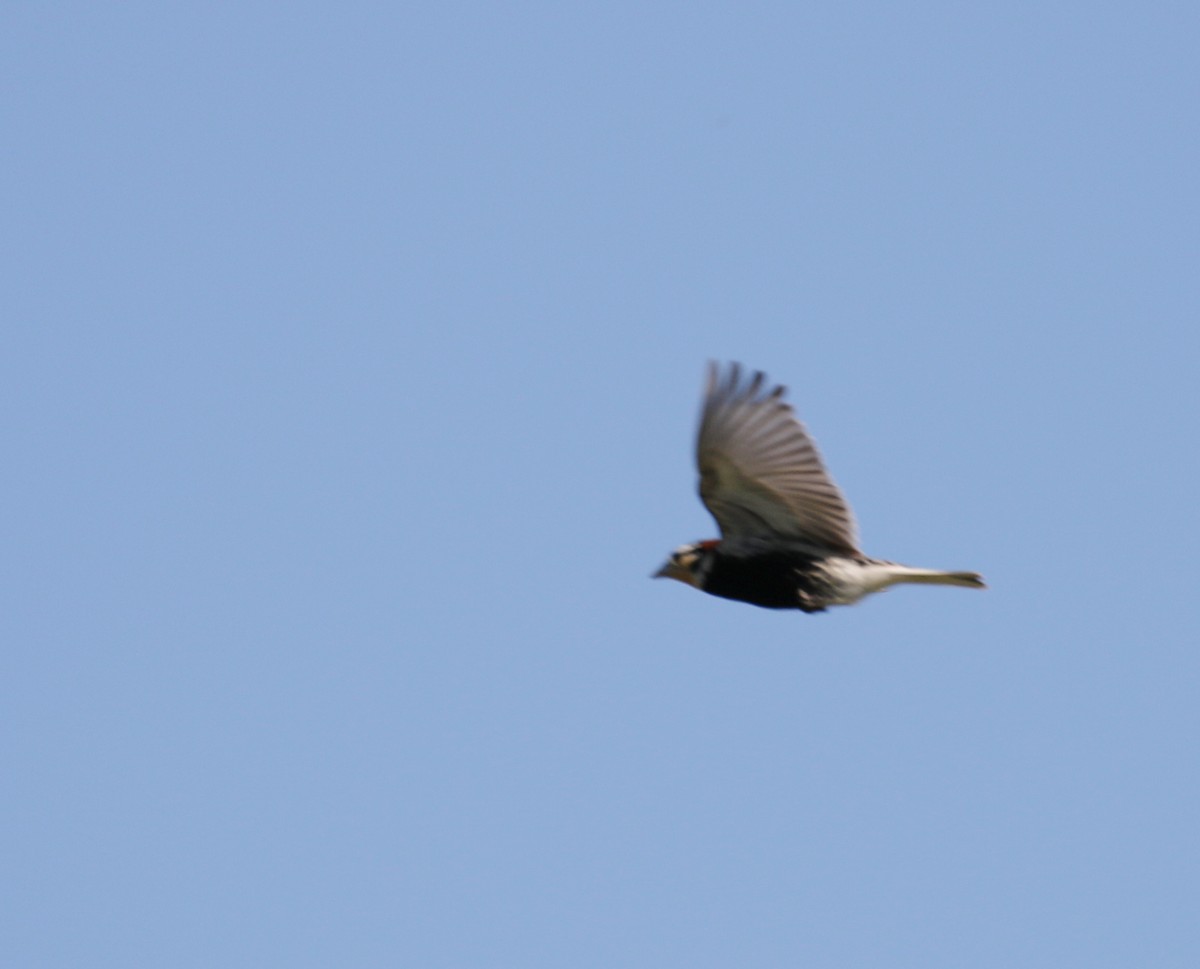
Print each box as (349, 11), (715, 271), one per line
(654, 363), (984, 612)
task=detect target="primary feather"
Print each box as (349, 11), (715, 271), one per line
(696, 362), (860, 556)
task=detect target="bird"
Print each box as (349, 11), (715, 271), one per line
(653, 362), (985, 612)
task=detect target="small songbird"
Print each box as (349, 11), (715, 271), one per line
(653, 362), (985, 612)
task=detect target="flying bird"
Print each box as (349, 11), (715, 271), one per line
(653, 362), (985, 612)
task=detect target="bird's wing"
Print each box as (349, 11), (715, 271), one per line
(696, 361), (861, 555)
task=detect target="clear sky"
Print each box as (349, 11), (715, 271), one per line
(4, 3), (1198, 966)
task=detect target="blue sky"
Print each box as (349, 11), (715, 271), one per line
(4, 3), (1198, 966)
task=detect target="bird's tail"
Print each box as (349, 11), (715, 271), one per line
(884, 566), (986, 590)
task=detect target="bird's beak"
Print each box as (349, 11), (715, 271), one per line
(654, 560), (695, 585)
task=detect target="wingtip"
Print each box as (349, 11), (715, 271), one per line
(706, 360), (786, 402)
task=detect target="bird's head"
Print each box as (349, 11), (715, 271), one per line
(652, 541), (713, 588)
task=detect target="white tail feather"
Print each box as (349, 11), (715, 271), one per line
(884, 567), (986, 590)
(823, 560), (986, 605)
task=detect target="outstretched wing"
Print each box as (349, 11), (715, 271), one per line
(696, 362), (860, 555)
